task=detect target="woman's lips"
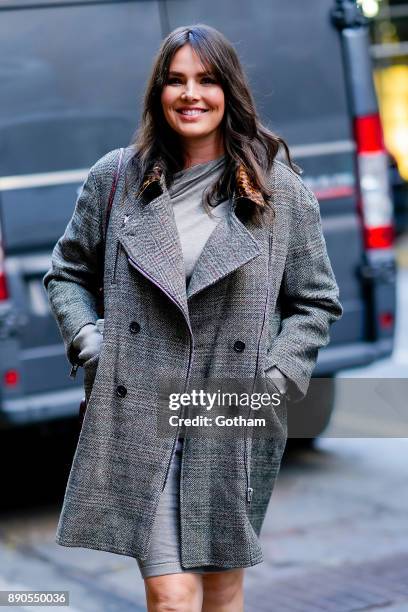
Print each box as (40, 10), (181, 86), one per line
(176, 108), (209, 121)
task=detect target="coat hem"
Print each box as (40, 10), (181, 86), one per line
(180, 555), (264, 570)
(56, 534), (141, 559)
(56, 534), (264, 568)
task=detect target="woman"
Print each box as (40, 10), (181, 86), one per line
(44, 24), (343, 611)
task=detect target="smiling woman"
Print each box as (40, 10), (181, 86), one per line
(160, 44), (225, 166)
(43, 21), (343, 612)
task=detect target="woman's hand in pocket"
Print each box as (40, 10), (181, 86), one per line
(264, 365), (289, 397)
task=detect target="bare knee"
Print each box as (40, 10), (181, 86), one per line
(202, 569), (244, 608)
(145, 573), (202, 612)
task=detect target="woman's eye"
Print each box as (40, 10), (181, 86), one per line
(166, 76), (217, 85)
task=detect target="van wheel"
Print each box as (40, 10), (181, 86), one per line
(286, 376), (335, 448)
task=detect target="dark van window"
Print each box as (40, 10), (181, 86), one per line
(0, 0), (162, 175)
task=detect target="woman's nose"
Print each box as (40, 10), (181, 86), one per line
(181, 82), (199, 100)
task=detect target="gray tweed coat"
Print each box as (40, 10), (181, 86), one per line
(43, 146), (343, 569)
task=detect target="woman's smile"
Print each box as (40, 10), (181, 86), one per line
(176, 107), (209, 120)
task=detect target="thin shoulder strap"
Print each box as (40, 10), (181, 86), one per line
(104, 147), (124, 241)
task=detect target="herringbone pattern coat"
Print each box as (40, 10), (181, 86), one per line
(43, 146), (343, 568)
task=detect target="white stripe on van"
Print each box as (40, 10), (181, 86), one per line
(0, 168), (88, 191)
(0, 140), (355, 191)
(290, 140), (355, 158)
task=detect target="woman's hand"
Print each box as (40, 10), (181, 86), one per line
(73, 322), (103, 364)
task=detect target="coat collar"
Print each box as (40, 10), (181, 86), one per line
(136, 159), (267, 209)
(117, 159), (266, 330)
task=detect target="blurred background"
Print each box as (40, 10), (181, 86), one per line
(368, 0), (408, 234)
(0, 0), (407, 610)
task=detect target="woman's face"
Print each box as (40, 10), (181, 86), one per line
(161, 44), (225, 147)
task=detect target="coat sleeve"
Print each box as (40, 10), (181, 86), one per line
(42, 166), (104, 369)
(265, 182), (343, 403)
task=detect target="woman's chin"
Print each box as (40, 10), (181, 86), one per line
(175, 126), (219, 142)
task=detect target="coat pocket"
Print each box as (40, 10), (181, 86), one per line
(83, 353), (100, 404)
(264, 367), (288, 397)
(263, 369), (288, 440)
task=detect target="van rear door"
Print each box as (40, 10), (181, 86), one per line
(0, 0), (163, 423)
(164, 0), (395, 371)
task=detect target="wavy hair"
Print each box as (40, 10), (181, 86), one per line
(130, 23), (300, 224)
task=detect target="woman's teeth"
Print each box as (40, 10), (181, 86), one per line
(178, 109), (208, 115)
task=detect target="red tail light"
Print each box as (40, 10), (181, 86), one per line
(363, 225), (395, 249)
(354, 114), (385, 153)
(353, 113), (394, 250)
(379, 311), (394, 329)
(4, 369), (20, 387)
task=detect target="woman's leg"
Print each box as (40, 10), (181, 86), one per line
(144, 572), (203, 612)
(201, 569), (245, 612)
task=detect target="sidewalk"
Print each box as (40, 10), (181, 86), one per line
(246, 552), (408, 611)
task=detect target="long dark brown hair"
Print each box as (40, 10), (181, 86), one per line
(130, 23), (300, 224)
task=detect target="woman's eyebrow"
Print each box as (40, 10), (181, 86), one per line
(168, 70), (215, 77)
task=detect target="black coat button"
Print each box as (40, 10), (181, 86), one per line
(116, 385), (127, 398)
(233, 340), (246, 353)
(129, 321), (141, 334)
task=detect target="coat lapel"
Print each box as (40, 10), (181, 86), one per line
(186, 209), (261, 299)
(117, 160), (266, 320)
(118, 173), (190, 323)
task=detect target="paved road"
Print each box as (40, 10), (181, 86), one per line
(0, 270), (407, 611)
